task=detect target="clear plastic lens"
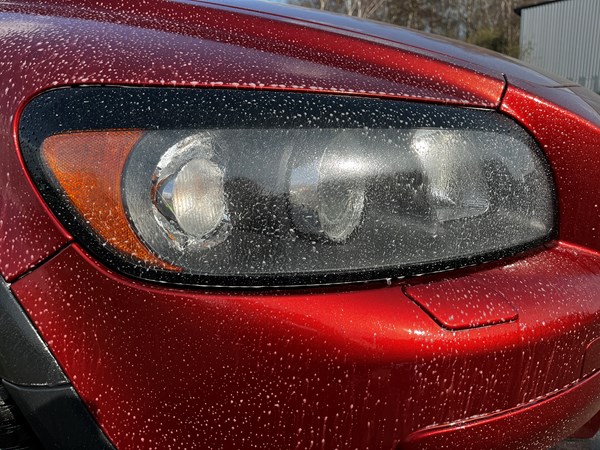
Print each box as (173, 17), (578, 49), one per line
(122, 125), (554, 279)
(155, 158), (225, 238)
(413, 129), (491, 222)
(289, 134), (366, 242)
(151, 134), (229, 250)
(125, 131), (231, 256)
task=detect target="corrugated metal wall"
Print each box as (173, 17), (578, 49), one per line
(520, 0), (600, 93)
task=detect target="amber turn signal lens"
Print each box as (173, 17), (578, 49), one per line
(41, 130), (174, 269)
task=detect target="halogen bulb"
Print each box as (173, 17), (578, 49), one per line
(157, 159), (225, 238)
(149, 132), (230, 250)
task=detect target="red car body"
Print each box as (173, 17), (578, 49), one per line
(1, 1), (600, 449)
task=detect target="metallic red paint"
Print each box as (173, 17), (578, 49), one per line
(1, 0), (600, 449)
(11, 243), (600, 449)
(403, 275), (519, 330)
(402, 369), (600, 450)
(0, 100), (71, 282)
(571, 410), (600, 440)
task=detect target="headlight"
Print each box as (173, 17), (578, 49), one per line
(20, 88), (556, 286)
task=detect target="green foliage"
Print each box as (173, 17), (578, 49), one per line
(467, 27), (520, 58)
(288, 0), (521, 58)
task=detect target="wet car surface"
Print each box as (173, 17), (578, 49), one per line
(554, 436), (600, 450)
(0, 1), (600, 449)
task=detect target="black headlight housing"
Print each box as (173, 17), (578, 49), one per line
(19, 87), (556, 287)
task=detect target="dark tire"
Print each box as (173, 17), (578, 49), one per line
(0, 383), (40, 450)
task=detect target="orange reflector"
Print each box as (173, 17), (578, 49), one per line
(42, 130), (175, 269)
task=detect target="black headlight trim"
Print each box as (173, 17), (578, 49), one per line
(19, 86), (558, 288)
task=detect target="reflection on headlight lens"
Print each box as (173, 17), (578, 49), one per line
(412, 129), (491, 222)
(289, 134), (366, 243)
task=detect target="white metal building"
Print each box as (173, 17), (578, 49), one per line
(516, 0), (600, 93)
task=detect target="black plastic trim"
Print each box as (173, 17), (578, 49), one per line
(0, 279), (67, 386)
(19, 86), (559, 288)
(3, 381), (115, 450)
(0, 381), (41, 449)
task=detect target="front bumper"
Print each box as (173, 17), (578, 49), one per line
(8, 241), (600, 449)
(403, 369), (600, 449)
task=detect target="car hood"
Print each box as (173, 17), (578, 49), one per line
(0, 0), (512, 107)
(204, 0), (577, 88)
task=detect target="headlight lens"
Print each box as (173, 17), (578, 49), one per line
(289, 133), (367, 243)
(21, 88), (556, 286)
(150, 133), (230, 249)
